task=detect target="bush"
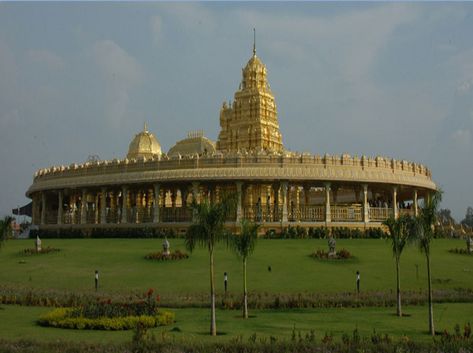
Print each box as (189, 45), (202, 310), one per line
(310, 248), (352, 260)
(145, 250), (189, 261)
(264, 226), (388, 239)
(20, 247), (60, 256)
(449, 248), (473, 255)
(37, 289), (174, 330)
(37, 307), (174, 330)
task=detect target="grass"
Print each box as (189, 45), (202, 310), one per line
(0, 303), (472, 344)
(0, 238), (472, 296)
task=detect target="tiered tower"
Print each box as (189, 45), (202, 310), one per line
(216, 36), (284, 153)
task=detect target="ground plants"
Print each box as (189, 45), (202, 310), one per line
(144, 250), (189, 261)
(20, 246), (61, 256)
(310, 248), (352, 260)
(37, 289), (174, 330)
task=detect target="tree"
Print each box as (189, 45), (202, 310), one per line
(383, 214), (416, 317)
(185, 196), (235, 336)
(461, 206), (473, 228)
(415, 190), (442, 336)
(437, 208), (455, 226)
(229, 220), (259, 319)
(0, 216), (13, 250)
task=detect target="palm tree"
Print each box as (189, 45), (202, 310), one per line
(229, 220), (259, 319)
(0, 216), (13, 249)
(185, 195), (235, 336)
(383, 214), (416, 317)
(415, 190), (442, 336)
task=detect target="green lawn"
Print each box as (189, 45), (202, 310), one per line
(0, 238), (472, 296)
(0, 303), (472, 343)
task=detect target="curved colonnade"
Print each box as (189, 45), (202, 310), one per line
(27, 152), (436, 233)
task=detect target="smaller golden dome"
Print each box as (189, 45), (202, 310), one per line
(168, 131), (216, 158)
(127, 123), (162, 159)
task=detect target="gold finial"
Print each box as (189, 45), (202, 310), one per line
(144, 122), (148, 132)
(253, 28), (256, 56)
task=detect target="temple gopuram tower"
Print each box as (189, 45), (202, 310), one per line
(217, 38), (284, 153)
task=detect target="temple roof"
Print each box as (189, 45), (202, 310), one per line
(168, 131), (216, 158)
(127, 123), (162, 159)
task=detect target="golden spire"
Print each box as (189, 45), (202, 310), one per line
(253, 28), (256, 56)
(144, 122), (148, 132)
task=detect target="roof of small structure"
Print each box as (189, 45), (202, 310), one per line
(168, 131), (216, 158)
(127, 123), (162, 159)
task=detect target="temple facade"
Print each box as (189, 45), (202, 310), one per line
(26, 45), (437, 235)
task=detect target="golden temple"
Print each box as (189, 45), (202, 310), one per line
(26, 41), (437, 235)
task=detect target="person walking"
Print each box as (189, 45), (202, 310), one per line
(224, 272), (228, 293)
(356, 270), (360, 294)
(95, 270), (99, 291)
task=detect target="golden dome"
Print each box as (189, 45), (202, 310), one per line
(168, 131), (216, 157)
(127, 124), (162, 159)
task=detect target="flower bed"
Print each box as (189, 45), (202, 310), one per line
(310, 249), (352, 260)
(20, 246), (61, 256)
(37, 288), (174, 330)
(145, 250), (189, 261)
(38, 307), (174, 330)
(449, 248), (473, 255)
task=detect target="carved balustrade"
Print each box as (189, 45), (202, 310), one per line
(369, 207), (393, 221)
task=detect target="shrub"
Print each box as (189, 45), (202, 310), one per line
(145, 250), (189, 261)
(38, 307), (174, 330)
(449, 248), (473, 255)
(310, 248), (352, 260)
(20, 246), (60, 256)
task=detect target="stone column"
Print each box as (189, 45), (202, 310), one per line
(100, 187), (107, 224)
(304, 185), (311, 206)
(153, 183), (160, 223)
(325, 182), (331, 223)
(295, 186), (300, 221)
(110, 191), (116, 223)
(94, 193), (100, 224)
(208, 185), (216, 205)
(192, 182), (200, 222)
(393, 186), (399, 219)
(413, 189), (418, 217)
(281, 181), (288, 222)
(57, 190), (63, 225)
(363, 184), (369, 223)
(192, 182), (200, 204)
(41, 192), (47, 225)
(236, 181), (243, 222)
(272, 183), (280, 222)
(247, 185), (254, 220)
(80, 189), (87, 224)
(181, 188), (189, 208)
(121, 186), (128, 224)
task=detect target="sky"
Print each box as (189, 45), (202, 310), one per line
(0, 2), (472, 221)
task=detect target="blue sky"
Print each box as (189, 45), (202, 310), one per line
(0, 2), (472, 220)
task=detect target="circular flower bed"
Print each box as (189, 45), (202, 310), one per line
(310, 248), (353, 260)
(37, 289), (174, 330)
(145, 250), (189, 261)
(449, 248), (473, 256)
(20, 247), (60, 256)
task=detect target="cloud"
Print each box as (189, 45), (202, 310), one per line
(150, 15), (163, 45)
(27, 49), (65, 71)
(451, 129), (472, 146)
(91, 40), (143, 124)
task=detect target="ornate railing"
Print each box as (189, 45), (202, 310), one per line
(399, 209), (414, 217)
(299, 206), (325, 222)
(331, 205), (362, 222)
(369, 207), (393, 221)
